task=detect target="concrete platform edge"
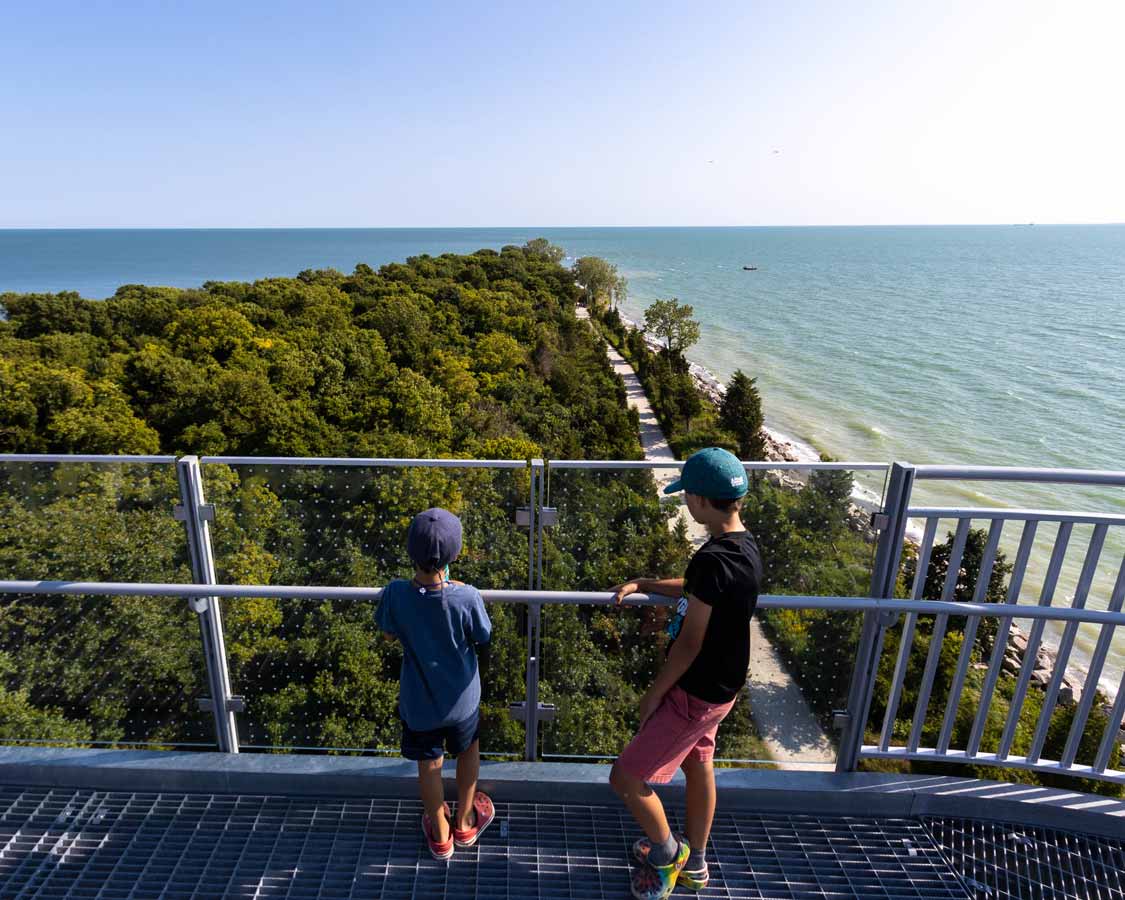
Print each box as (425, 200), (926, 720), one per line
(0, 749), (1121, 840)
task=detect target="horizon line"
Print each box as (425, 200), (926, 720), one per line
(3, 221), (1125, 231)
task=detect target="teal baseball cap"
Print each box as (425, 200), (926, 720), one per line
(663, 447), (748, 499)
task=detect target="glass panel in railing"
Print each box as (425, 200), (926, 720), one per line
(0, 591), (212, 749)
(538, 462), (881, 768)
(0, 460), (183, 582)
(747, 464), (886, 770)
(0, 460), (209, 749)
(201, 461), (530, 588)
(200, 461), (530, 756)
(536, 463), (680, 760)
(537, 595), (664, 762)
(220, 592), (525, 758)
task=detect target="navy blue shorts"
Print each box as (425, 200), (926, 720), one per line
(401, 709), (480, 761)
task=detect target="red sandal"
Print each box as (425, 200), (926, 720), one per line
(452, 792), (495, 848)
(422, 801), (454, 860)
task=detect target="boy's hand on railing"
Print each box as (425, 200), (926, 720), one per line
(610, 579), (643, 606)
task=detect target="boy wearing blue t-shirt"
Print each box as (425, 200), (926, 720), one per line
(375, 508), (495, 860)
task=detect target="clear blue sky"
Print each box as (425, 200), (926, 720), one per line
(3, 0), (1122, 227)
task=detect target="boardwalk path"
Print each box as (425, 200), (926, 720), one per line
(580, 307), (836, 769)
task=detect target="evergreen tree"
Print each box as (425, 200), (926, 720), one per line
(719, 369), (767, 460)
(675, 372), (703, 432)
(795, 454), (853, 533)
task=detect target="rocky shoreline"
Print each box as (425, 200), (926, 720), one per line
(999, 625), (1123, 747)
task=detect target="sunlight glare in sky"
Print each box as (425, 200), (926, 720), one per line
(0, 0), (1121, 226)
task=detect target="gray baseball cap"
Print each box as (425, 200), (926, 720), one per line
(406, 508), (463, 569)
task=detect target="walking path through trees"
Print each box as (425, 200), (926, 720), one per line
(579, 306), (836, 770)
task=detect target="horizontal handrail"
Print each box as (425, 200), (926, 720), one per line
(858, 747), (1122, 782)
(547, 460), (681, 469)
(548, 460), (890, 471)
(908, 508), (1125, 526)
(2, 581), (1125, 627)
(0, 454), (177, 464)
(0, 453), (890, 472)
(199, 456), (530, 469)
(4, 458), (1122, 483)
(913, 465), (1125, 486)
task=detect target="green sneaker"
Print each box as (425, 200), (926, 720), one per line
(630, 838), (690, 900)
(677, 865), (710, 891)
(633, 836), (709, 891)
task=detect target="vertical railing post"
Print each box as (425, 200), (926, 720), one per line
(524, 600), (543, 762)
(536, 459), (546, 591)
(526, 459), (537, 593)
(836, 461), (915, 772)
(524, 459), (546, 761)
(176, 455), (240, 753)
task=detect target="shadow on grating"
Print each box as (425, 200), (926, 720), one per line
(923, 816), (1125, 900)
(0, 784), (975, 899)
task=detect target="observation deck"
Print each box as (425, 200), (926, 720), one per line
(0, 453), (1123, 898)
(1, 749), (1123, 899)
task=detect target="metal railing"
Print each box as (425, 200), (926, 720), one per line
(0, 454), (1123, 786)
(845, 462), (1125, 784)
(0, 581), (1121, 780)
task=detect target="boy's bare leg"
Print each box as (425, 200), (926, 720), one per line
(680, 756), (716, 855)
(609, 764), (673, 843)
(418, 757), (450, 842)
(455, 739), (480, 830)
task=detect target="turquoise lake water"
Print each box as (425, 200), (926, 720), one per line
(2, 226), (1123, 691)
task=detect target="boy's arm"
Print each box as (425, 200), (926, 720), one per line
(639, 593), (711, 724)
(610, 576), (685, 605)
(470, 592), (492, 645)
(469, 592), (492, 667)
(374, 591), (398, 640)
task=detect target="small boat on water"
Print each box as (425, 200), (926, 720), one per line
(742, 265), (758, 271)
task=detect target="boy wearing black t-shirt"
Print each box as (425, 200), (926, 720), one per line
(609, 447), (762, 900)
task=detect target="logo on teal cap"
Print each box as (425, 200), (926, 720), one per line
(663, 447), (748, 499)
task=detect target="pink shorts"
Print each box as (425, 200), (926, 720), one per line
(615, 686), (736, 784)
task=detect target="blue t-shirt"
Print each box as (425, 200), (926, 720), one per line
(375, 578), (492, 732)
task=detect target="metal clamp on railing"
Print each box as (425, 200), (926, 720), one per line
(515, 507), (558, 527)
(509, 702), (557, 722)
(198, 696), (247, 714)
(174, 503), (215, 524)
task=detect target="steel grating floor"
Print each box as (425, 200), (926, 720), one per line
(0, 785), (1119, 899)
(923, 817), (1125, 900)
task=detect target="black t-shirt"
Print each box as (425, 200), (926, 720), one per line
(666, 530), (762, 703)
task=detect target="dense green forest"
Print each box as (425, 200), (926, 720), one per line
(0, 243), (1118, 793)
(0, 244), (700, 758)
